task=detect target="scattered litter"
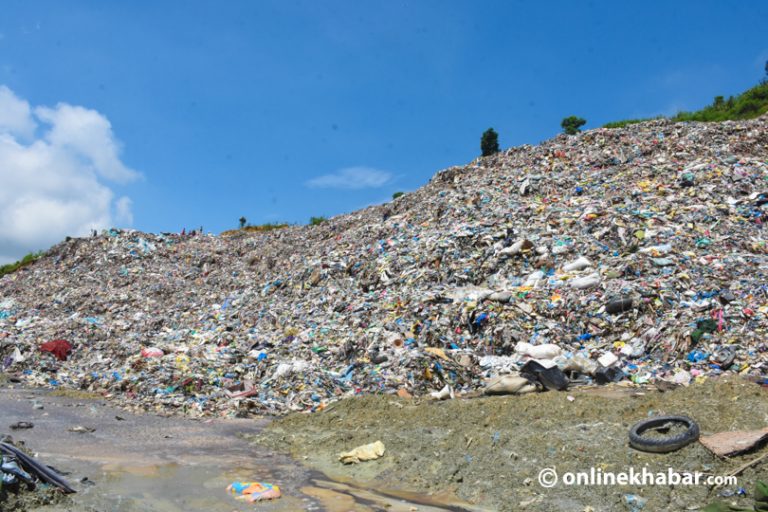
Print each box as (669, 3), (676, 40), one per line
(67, 425), (96, 434)
(1, 441), (76, 493)
(38, 340), (72, 362)
(430, 385), (455, 400)
(484, 374), (537, 395)
(700, 427), (768, 457)
(339, 440), (386, 464)
(226, 481), (281, 502)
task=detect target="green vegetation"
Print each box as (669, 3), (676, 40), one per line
(672, 82), (768, 122)
(480, 128), (499, 157)
(603, 116), (663, 129)
(221, 222), (290, 236)
(309, 216), (327, 226)
(392, 191), (404, 200)
(605, 80), (768, 128)
(243, 222), (289, 232)
(0, 251), (44, 278)
(561, 116), (586, 135)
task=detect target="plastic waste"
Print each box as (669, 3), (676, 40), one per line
(514, 342), (562, 360)
(227, 481), (282, 502)
(520, 360), (569, 391)
(339, 440), (386, 464)
(484, 374), (538, 395)
(562, 256), (593, 272)
(569, 274), (601, 289)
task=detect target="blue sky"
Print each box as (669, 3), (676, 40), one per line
(1, 0), (767, 261)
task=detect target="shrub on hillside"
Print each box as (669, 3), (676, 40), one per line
(561, 116), (586, 135)
(480, 128), (499, 157)
(309, 216), (327, 226)
(0, 252), (43, 278)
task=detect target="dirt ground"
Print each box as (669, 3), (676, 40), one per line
(0, 385), (472, 512)
(253, 377), (768, 512)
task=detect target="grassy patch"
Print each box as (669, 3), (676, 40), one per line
(673, 82), (768, 122)
(309, 216), (327, 226)
(221, 223), (290, 237)
(0, 251), (44, 278)
(603, 116), (662, 129)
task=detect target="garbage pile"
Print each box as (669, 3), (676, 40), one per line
(0, 438), (74, 511)
(1, 116), (767, 416)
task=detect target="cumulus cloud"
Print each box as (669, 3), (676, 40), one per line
(0, 86), (36, 140)
(305, 166), (393, 190)
(0, 85), (139, 264)
(115, 196), (134, 225)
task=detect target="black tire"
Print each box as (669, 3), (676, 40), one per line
(628, 416), (699, 453)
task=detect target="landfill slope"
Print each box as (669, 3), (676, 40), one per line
(1, 116), (768, 416)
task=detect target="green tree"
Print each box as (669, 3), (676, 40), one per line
(561, 116), (586, 135)
(239, 217), (247, 229)
(713, 96), (725, 109)
(392, 191), (404, 200)
(480, 128), (500, 157)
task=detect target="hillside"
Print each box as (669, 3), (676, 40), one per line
(1, 115), (767, 416)
(605, 81), (768, 128)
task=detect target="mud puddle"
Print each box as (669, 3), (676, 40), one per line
(0, 386), (476, 511)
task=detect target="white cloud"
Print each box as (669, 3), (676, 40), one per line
(305, 166), (393, 190)
(0, 85), (36, 140)
(35, 103), (139, 183)
(115, 196), (133, 225)
(0, 85), (139, 264)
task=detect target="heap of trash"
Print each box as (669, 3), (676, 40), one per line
(0, 438), (74, 511)
(1, 116), (767, 416)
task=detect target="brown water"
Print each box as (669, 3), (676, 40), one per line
(0, 386), (480, 511)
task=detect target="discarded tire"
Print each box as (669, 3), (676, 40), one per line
(628, 416), (700, 453)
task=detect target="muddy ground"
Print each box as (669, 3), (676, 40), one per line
(254, 377), (768, 512)
(0, 385), (477, 512)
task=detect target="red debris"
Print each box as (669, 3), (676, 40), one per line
(39, 339), (72, 361)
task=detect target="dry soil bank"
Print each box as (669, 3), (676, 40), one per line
(255, 378), (768, 512)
